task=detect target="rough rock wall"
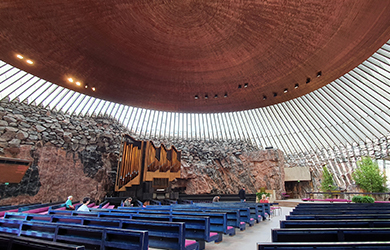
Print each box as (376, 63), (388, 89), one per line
(0, 98), (123, 205)
(0, 98), (287, 205)
(162, 139), (286, 198)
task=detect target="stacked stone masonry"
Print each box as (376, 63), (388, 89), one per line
(0, 98), (288, 205)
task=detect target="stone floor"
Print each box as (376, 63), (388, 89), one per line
(203, 206), (293, 250)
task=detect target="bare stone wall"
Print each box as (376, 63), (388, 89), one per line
(0, 98), (286, 205)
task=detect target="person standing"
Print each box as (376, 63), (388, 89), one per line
(65, 196), (75, 210)
(77, 197), (90, 212)
(212, 196), (220, 202)
(239, 187), (246, 202)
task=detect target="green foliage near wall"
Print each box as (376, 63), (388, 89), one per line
(320, 166), (337, 194)
(352, 157), (387, 193)
(352, 195), (375, 203)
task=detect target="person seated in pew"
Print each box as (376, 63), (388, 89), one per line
(260, 194), (269, 203)
(65, 195), (75, 210)
(212, 196), (220, 202)
(77, 197), (90, 212)
(123, 197), (133, 207)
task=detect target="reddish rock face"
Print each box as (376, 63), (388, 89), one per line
(176, 149), (286, 199)
(0, 145), (113, 205)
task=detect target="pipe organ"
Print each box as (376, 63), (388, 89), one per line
(115, 135), (181, 193)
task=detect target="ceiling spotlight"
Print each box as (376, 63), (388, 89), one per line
(263, 96), (267, 100)
(238, 84), (242, 89)
(294, 84), (299, 89)
(16, 54), (23, 59)
(194, 95), (199, 99)
(214, 94), (218, 98)
(68, 78), (74, 83)
(75, 81), (81, 86)
(284, 89), (288, 93)
(273, 92), (277, 97)
(205, 94), (208, 99)
(317, 71), (322, 77)
(224, 93), (228, 98)
(85, 85), (88, 89)
(244, 83), (248, 88)
(92, 87), (96, 91)
(306, 78), (311, 84)
(26, 60), (33, 64)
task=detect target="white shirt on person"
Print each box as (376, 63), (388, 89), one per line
(77, 204), (90, 212)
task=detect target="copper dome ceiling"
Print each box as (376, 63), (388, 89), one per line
(1, 1), (390, 112)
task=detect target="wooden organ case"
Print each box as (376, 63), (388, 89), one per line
(115, 135), (181, 200)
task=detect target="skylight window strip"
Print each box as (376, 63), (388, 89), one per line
(67, 93), (85, 116)
(27, 81), (52, 105)
(39, 85), (62, 109)
(83, 97), (99, 117)
(1, 74), (34, 100)
(56, 90), (76, 113)
(321, 86), (378, 142)
(253, 108), (274, 148)
(73, 95), (90, 116)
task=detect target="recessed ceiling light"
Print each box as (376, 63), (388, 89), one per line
(244, 83), (248, 88)
(284, 89), (288, 93)
(16, 55), (23, 59)
(238, 84), (242, 89)
(76, 81), (81, 86)
(214, 94), (218, 98)
(273, 92), (277, 97)
(306, 78), (311, 84)
(195, 95), (199, 99)
(224, 93), (228, 98)
(263, 96), (267, 100)
(294, 84), (299, 89)
(68, 78), (74, 83)
(205, 94), (208, 99)
(92, 87), (96, 91)
(85, 85), (88, 89)
(26, 60), (33, 64)
(317, 71), (322, 77)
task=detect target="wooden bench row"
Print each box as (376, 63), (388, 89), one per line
(258, 203), (390, 249)
(258, 242), (390, 250)
(5, 212), (206, 250)
(112, 206), (246, 231)
(0, 232), (85, 250)
(0, 218), (149, 250)
(45, 211), (219, 249)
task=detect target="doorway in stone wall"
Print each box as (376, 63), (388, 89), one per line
(284, 181), (311, 199)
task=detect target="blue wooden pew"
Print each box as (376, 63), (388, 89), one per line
(171, 203), (257, 225)
(0, 218), (148, 250)
(4, 212), (199, 250)
(272, 228), (390, 242)
(280, 219), (390, 228)
(286, 214), (390, 220)
(0, 232), (85, 250)
(103, 208), (234, 236)
(146, 205), (249, 229)
(257, 242), (390, 250)
(53, 209), (220, 248)
(117, 206), (244, 231)
(97, 212), (219, 249)
(290, 209), (390, 215)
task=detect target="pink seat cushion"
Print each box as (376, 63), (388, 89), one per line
(185, 240), (197, 247)
(240, 222), (245, 225)
(227, 226), (233, 230)
(250, 218), (254, 221)
(210, 232), (218, 237)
